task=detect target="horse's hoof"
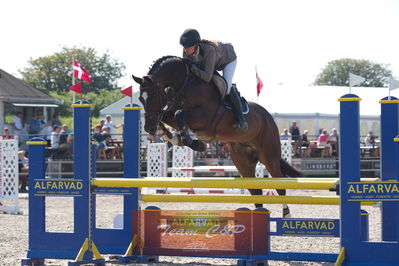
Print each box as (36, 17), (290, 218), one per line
(193, 140), (206, 152)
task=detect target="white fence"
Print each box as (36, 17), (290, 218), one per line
(0, 139), (22, 214)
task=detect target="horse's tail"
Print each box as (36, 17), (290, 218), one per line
(280, 158), (305, 177)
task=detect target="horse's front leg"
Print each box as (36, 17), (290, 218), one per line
(174, 109), (206, 152)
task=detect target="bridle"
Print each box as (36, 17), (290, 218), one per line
(140, 60), (190, 123)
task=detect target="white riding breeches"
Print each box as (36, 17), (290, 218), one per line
(223, 59), (237, 95)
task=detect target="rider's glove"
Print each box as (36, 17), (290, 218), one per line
(182, 58), (193, 69)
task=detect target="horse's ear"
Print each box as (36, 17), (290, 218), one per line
(132, 75), (143, 85)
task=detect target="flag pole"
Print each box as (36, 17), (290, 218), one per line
(72, 58), (76, 103)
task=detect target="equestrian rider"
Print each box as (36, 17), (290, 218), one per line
(179, 28), (248, 130)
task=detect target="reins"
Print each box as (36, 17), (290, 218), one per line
(164, 61), (190, 112)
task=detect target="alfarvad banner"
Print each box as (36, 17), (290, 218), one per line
(132, 209), (269, 256)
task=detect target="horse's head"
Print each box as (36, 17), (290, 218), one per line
(132, 75), (167, 135)
(133, 56), (189, 135)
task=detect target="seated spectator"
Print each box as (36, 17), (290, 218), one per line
(317, 129), (331, 157)
(300, 130), (310, 157)
(50, 125), (61, 148)
(40, 121), (53, 146)
(280, 128), (292, 141)
(329, 128), (339, 157)
(301, 130), (310, 147)
(364, 131), (376, 147)
(60, 133), (73, 152)
(2, 128), (13, 139)
(102, 127), (116, 159)
(329, 128), (339, 142)
(59, 124), (71, 145)
(18, 150), (29, 193)
(93, 124), (106, 148)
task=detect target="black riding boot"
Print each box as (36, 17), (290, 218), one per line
(228, 86), (248, 130)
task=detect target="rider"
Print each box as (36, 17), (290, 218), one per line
(179, 28), (248, 130)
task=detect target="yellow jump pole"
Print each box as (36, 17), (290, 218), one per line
(140, 194), (374, 205)
(93, 177), (336, 190)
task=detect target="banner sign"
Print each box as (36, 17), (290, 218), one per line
(32, 178), (85, 196)
(345, 181), (399, 201)
(133, 209), (269, 256)
(271, 218), (339, 237)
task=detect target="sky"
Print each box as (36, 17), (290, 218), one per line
(1, 0), (399, 115)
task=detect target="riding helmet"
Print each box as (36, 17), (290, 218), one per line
(180, 28), (201, 48)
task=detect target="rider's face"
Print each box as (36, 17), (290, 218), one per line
(184, 45), (197, 56)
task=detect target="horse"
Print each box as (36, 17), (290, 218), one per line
(133, 55), (303, 217)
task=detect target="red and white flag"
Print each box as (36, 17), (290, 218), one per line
(68, 82), (82, 94)
(120, 86), (133, 97)
(73, 60), (93, 82)
(256, 72), (263, 96)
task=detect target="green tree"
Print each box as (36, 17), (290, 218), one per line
(314, 58), (392, 87)
(20, 46), (126, 93)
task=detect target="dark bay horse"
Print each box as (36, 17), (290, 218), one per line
(133, 56), (303, 217)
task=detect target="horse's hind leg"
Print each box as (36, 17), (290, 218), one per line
(257, 144), (291, 218)
(229, 143), (262, 208)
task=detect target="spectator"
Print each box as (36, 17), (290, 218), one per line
(37, 114), (46, 127)
(93, 124), (108, 156)
(316, 128), (323, 138)
(100, 119), (106, 129)
(40, 121), (53, 146)
(329, 128), (339, 157)
(11, 112), (24, 139)
(280, 128), (292, 141)
(364, 131), (376, 147)
(103, 114), (121, 138)
(300, 130), (310, 157)
(102, 126), (116, 159)
(317, 129), (331, 157)
(18, 150), (29, 193)
(27, 114), (41, 137)
(60, 133), (73, 156)
(101, 127), (113, 144)
(289, 121), (300, 141)
(2, 128), (13, 139)
(301, 130), (310, 147)
(52, 114), (62, 127)
(50, 125), (61, 148)
(59, 124), (72, 145)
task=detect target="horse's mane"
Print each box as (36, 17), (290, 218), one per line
(148, 55), (181, 75)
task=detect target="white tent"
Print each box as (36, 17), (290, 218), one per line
(99, 91), (142, 119)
